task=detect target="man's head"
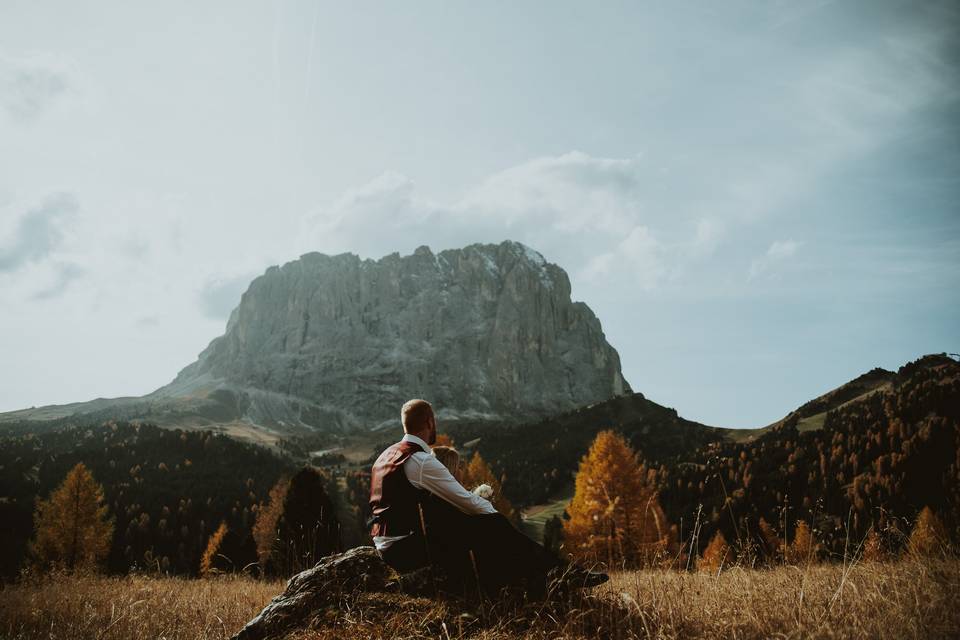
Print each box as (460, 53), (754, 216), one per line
(401, 398), (436, 445)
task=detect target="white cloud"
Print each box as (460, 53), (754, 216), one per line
(748, 239), (802, 281)
(296, 152), (744, 294)
(0, 193), (78, 273)
(0, 53), (81, 122)
(582, 225), (666, 290)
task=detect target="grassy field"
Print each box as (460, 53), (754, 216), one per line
(1, 557), (957, 639)
(519, 491), (572, 541)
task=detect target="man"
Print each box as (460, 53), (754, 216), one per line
(368, 398), (607, 596)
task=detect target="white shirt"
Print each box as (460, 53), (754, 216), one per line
(373, 433), (496, 552)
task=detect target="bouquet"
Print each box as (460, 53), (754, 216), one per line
(472, 483), (493, 499)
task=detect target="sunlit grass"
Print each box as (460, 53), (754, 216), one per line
(1, 556), (957, 639)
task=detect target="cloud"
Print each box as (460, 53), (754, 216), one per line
(748, 240), (802, 281)
(0, 193), (78, 272)
(29, 262), (84, 300)
(0, 54), (74, 121)
(459, 151), (642, 235)
(297, 152), (732, 294)
(582, 225), (665, 290)
(198, 273), (258, 321)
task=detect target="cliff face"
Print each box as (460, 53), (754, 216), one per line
(155, 241), (630, 431)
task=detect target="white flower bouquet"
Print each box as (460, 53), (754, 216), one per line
(472, 483), (494, 499)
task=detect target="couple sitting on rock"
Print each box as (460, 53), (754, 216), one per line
(368, 398), (608, 598)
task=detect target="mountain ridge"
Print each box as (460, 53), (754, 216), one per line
(0, 240), (630, 435)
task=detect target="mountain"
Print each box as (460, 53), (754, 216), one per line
(0, 421), (295, 577)
(450, 353), (959, 557)
(0, 241), (630, 436)
(442, 391), (728, 506)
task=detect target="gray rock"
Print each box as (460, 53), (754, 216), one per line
(0, 240), (631, 435)
(231, 546), (393, 640)
(156, 240), (630, 432)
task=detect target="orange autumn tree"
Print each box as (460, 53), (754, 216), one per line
(785, 521), (819, 565)
(563, 430), (673, 568)
(200, 521), (229, 577)
(252, 477), (288, 575)
(461, 452), (520, 525)
(698, 530), (731, 574)
(908, 506), (948, 556)
(31, 462), (114, 571)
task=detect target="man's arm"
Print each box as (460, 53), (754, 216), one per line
(406, 454), (497, 515)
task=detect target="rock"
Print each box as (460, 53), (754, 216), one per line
(231, 546), (394, 640)
(157, 240), (631, 432)
(0, 240), (632, 435)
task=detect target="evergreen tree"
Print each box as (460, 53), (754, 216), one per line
(563, 430), (673, 568)
(31, 462), (114, 571)
(274, 467), (341, 575)
(543, 514), (564, 556)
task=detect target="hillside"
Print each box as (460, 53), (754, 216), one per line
(442, 391), (726, 506)
(654, 353), (960, 557)
(0, 422), (296, 578)
(0, 241), (630, 437)
(433, 354), (959, 561)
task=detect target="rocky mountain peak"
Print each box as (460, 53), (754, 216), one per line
(152, 240), (630, 431)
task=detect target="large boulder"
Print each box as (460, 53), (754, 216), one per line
(231, 546), (394, 640)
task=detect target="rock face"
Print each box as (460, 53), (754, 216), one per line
(153, 241), (630, 431)
(231, 546), (393, 640)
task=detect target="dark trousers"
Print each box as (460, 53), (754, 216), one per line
(382, 496), (562, 597)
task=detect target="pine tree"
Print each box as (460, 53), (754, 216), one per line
(200, 521), (229, 577)
(274, 467), (341, 575)
(563, 430), (672, 568)
(908, 506), (947, 557)
(461, 452), (519, 524)
(699, 530), (730, 573)
(31, 462), (114, 571)
(543, 515), (564, 556)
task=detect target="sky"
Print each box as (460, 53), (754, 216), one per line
(0, 0), (958, 428)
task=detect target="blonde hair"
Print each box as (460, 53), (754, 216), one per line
(432, 445), (460, 476)
(401, 399), (433, 434)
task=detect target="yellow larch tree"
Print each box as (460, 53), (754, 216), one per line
(32, 462), (114, 571)
(908, 506), (947, 557)
(563, 430), (672, 568)
(785, 521), (819, 565)
(200, 521), (229, 577)
(862, 526), (887, 562)
(461, 452), (519, 525)
(252, 477), (288, 575)
(698, 530), (731, 574)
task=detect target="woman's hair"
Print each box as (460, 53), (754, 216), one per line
(432, 445), (460, 476)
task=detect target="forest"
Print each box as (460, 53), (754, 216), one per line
(1, 354), (957, 579)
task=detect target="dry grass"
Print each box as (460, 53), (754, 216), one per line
(603, 557), (960, 639)
(0, 572), (284, 640)
(1, 557), (958, 639)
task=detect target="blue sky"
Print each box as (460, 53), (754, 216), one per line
(1, 0), (957, 427)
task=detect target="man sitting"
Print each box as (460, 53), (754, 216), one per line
(368, 398), (607, 596)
